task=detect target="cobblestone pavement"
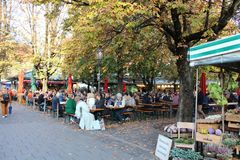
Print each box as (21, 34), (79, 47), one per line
(0, 102), (175, 160)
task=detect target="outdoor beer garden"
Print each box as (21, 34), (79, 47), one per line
(1, 34), (239, 160)
(2, 1), (240, 160)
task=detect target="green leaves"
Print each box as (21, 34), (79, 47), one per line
(208, 83), (228, 106)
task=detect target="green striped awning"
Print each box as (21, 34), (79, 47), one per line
(188, 34), (240, 67)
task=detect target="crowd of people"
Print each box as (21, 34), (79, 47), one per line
(4, 83), (239, 128)
(20, 88), (180, 129)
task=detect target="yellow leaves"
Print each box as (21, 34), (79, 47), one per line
(166, 1), (190, 14)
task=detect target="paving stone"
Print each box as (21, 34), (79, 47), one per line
(0, 102), (157, 160)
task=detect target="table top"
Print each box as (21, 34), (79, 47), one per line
(90, 108), (104, 112)
(106, 106), (124, 109)
(209, 102), (238, 106)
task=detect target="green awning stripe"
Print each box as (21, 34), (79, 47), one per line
(190, 43), (240, 59)
(189, 34), (240, 52)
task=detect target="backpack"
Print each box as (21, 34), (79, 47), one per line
(2, 93), (9, 102)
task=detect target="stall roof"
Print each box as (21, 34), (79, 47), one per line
(188, 34), (240, 72)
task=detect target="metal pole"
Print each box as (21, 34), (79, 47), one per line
(220, 68), (224, 133)
(44, 98), (46, 113)
(98, 61), (101, 93)
(194, 68), (199, 149)
(57, 103), (59, 120)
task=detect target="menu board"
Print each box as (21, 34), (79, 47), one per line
(155, 134), (172, 160)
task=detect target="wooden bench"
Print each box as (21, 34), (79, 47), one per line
(135, 108), (154, 120)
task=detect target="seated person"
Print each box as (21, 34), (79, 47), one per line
(87, 93), (95, 110)
(65, 94), (76, 115)
(105, 93), (114, 107)
(113, 93), (126, 122)
(95, 93), (105, 108)
(75, 95), (95, 130)
(142, 93), (152, 104)
(52, 92), (64, 116)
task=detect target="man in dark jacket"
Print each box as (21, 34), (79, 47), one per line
(38, 93), (45, 111)
(95, 93), (105, 108)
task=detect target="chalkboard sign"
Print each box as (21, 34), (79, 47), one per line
(155, 134), (172, 160)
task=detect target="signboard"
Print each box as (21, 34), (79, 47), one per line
(155, 134), (172, 160)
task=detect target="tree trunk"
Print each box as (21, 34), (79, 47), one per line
(177, 50), (194, 122)
(42, 78), (48, 92)
(117, 69), (123, 93)
(142, 76), (154, 92)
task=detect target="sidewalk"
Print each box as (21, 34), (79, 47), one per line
(0, 102), (173, 160)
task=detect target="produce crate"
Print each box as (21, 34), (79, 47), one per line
(197, 118), (221, 124)
(196, 132), (222, 145)
(228, 121), (240, 129)
(225, 113), (240, 122)
(163, 132), (191, 138)
(197, 123), (220, 131)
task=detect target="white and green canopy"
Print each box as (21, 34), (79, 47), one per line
(188, 34), (240, 71)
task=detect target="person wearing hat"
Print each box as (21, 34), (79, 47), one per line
(1, 87), (11, 118)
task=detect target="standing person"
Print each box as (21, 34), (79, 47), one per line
(52, 92), (60, 115)
(38, 92), (45, 111)
(197, 87), (206, 118)
(172, 92), (179, 107)
(27, 91), (33, 106)
(1, 87), (10, 118)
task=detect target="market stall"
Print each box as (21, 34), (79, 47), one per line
(188, 34), (240, 159)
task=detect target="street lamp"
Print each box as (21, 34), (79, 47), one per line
(96, 48), (103, 93)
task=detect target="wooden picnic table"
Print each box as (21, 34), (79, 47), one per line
(90, 108), (104, 113)
(209, 102), (238, 106)
(140, 102), (173, 118)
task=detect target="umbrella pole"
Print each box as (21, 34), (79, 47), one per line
(194, 68), (199, 150)
(220, 68), (225, 133)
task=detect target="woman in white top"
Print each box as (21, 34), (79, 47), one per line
(75, 95), (95, 130)
(87, 93), (95, 109)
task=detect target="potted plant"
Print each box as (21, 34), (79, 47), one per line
(175, 138), (194, 145)
(222, 138), (237, 148)
(216, 146), (233, 160)
(170, 148), (203, 160)
(203, 144), (218, 158)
